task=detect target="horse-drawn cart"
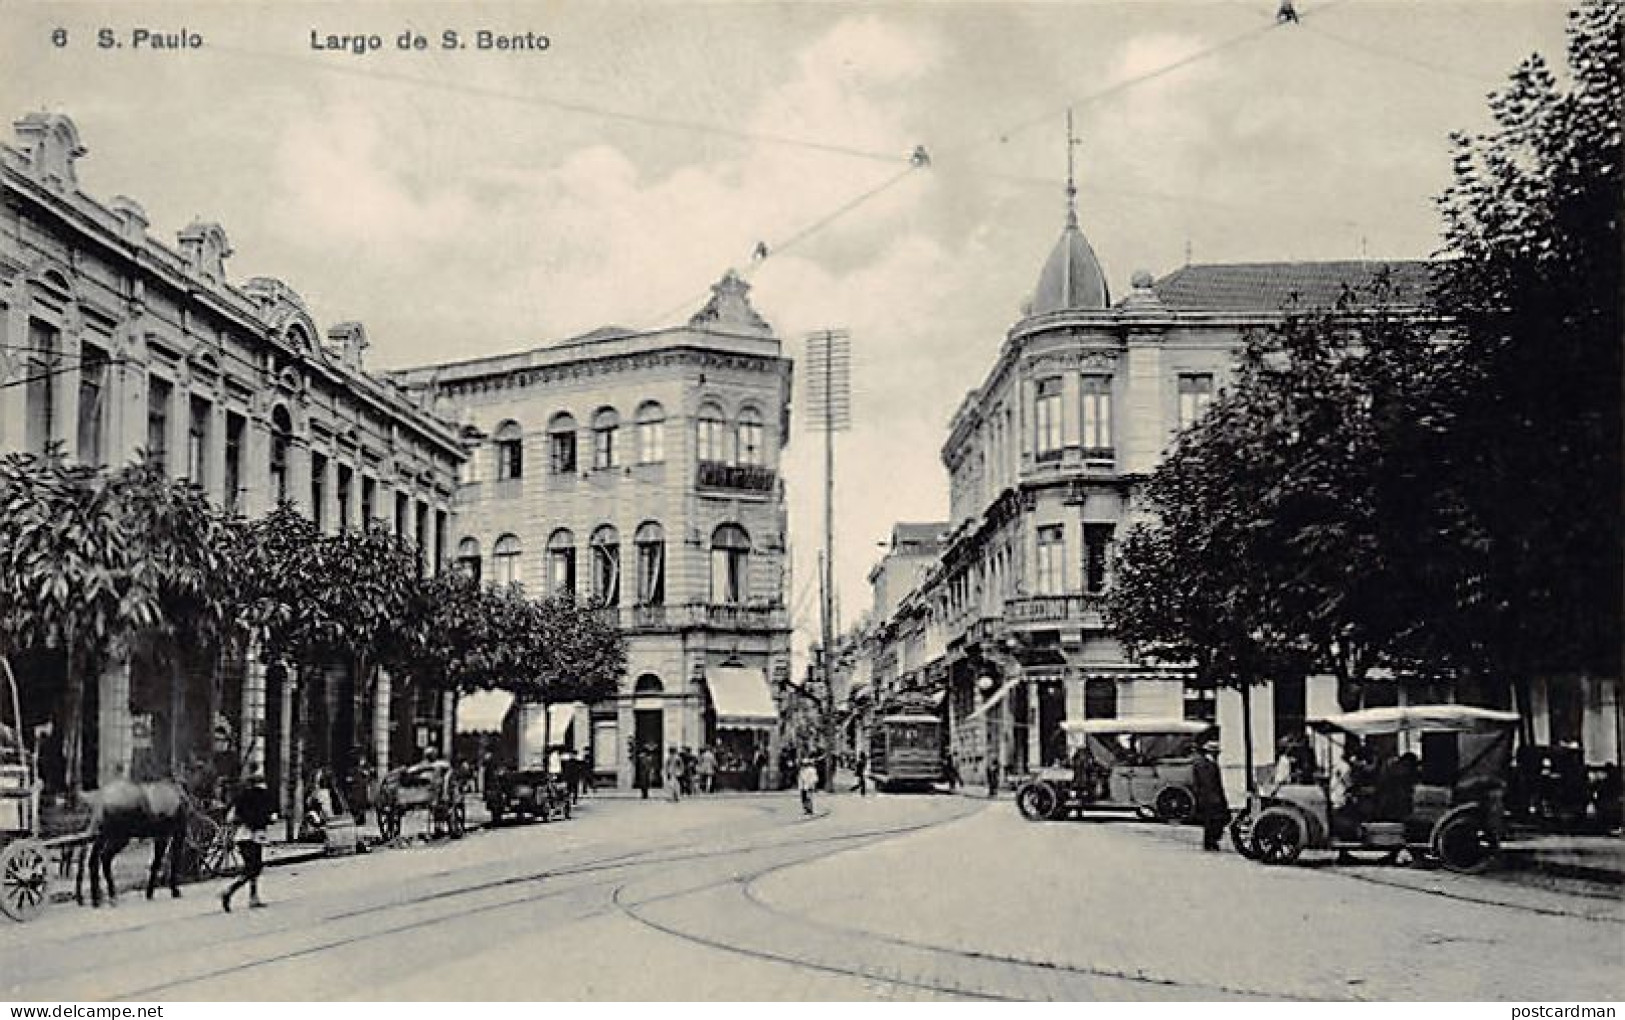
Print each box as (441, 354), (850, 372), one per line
(376, 760), (466, 841)
(1, 656), (49, 922)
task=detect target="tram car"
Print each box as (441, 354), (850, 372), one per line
(868, 692), (943, 792)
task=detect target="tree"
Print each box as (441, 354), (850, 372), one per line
(1430, 0), (1622, 712)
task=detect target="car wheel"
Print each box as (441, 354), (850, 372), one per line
(1016, 782), (1058, 821)
(1432, 805), (1500, 874)
(1155, 786), (1196, 824)
(1252, 807), (1306, 865)
(1229, 810), (1262, 860)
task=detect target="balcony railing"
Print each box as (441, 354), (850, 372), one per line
(1004, 593), (1108, 627)
(697, 461), (776, 493)
(612, 602), (790, 632)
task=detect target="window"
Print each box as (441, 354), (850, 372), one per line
(224, 412), (245, 515)
(636, 401), (665, 464)
(394, 491), (409, 538)
(710, 524), (750, 605)
(1034, 377), (1062, 458)
(1178, 373), (1214, 430)
(456, 537), (482, 584)
(635, 521), (665, 606)
(271, 407), (293, 505)
(25, 320), (59, 455)
(1084, 523), (1115, 595)
(1036, 525), (1065, 596)
(697, 402), (727, 464)
(547, 529), (577, 595)
(1183, 681), (1218, 722)
(76, 344), (107, 465)
(360, 474), (376, 524)
(1080, 375), (1112, 453)
(592, 408), (620, 470)
(146, 376), (172, 475)
(492, 534), (522, 587)
(336, 465), (354, 531)
(737, 406), (764, 467)
(590, 525), (620, 605)
(186, 395), (210, 486)
(310, 452), (328, 530)
(493, 420), (523, 481)
(548, 413), (578, 475)
(1085, 677), (1118, 720)
(435, 510), (447, 571)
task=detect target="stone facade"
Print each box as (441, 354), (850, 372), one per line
(0, 113), (464, 810)
(391, 272), (794, 790)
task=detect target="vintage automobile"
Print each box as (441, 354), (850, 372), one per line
(484, 767), (571, 825)
(1015, 718), (1217, 823)
(1229, 704), (1519, 873)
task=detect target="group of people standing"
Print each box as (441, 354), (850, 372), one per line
(633, 743), (771, 800)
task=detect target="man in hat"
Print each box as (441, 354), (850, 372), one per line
(222, 769), (275, 911)
(1192, 738), (1230, 851)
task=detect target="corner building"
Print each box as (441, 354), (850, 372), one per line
(393, 273), (794, 790)
(0, 114), (464, 806)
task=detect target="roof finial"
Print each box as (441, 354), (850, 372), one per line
(1065, 108), (1079, 227)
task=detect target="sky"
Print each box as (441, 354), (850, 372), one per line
(1, 0), (1575, 673)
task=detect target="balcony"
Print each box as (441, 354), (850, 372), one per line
(697, 461), (776, 494)
(614, 602), (790, 633)
(1004, 593), (1108, 630)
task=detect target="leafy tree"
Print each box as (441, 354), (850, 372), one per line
(1430, 0), (1622, 713)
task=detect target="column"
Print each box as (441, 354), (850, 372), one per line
(97, 654), (133, 785)
(374, 670), (392, 772)
(241, 646), (266, 779)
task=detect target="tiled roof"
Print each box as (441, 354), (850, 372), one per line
(1150, 260), (1434, 312)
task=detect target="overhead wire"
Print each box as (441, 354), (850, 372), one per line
(1293, 23), (1506, 87)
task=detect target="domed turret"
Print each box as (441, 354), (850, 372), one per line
(1028, 109), (1109, 315)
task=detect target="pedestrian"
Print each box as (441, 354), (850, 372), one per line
(221, 769), (275, 912)
(349, 759), (373, 828)
(698, 746), (718, 794)
(943, 753), (961, 792)
(664, 748), (684, 802)
(635, 744), (654, 800)
(750, 746), (768, 792)
(851, 750), (868, 796)
(680, 746), (697, 796)
(1192, 738), (1230, 851)
(798, 756), (820, 815)
(985, 757), (1001, 799)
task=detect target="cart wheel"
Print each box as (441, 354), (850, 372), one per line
(448, 802), (466, 839)
(1155, 786), (1196, 824)
(1432, 806), (1499, 874)
(378, 807), (400, 842)
(1, 839), (49, 922)
(1016, 782), (1058, 821)
(1252, 807), (1306, 865)
(204, 829), (241, 878)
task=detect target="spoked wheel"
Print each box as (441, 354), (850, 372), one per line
(447, 801), (466, 839)
(559, 794), (572, 821)
(1015, 782), (1058, 821)
(1229, 810), (1262, 860)
(1155, 786), (1196, 824)
(1251, 807), (1306, 865)
(1, 839), (50, 922)
(1432, 806), (1500, 874)
(184, 813), (221, 877)
(378, 806), (401, 842)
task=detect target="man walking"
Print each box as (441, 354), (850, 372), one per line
(1192, 738), (1230, 851)
(698, 746), (718, 794)
(664, 748), (684, 802)
(798, 755), (820, 815)
(635, 743), (653, 800)
(221, 770), (274, 912)
(850, 750), (869, 796)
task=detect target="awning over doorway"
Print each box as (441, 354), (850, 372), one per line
(964, 680), (1015, 722)
(708, 667), (779, 725)
(548, 702), (580, 743)
(457, 690), (513, 734)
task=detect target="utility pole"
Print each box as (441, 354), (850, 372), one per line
(805, 329), (850, 792)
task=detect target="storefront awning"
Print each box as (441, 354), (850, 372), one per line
(708, 667), (779, 725)
(548, 702), (580, 742)
(457, 690), (513, 734)
(964, 680), (1014, 722)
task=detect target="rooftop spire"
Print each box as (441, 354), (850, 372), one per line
(1065, 108), (1079, 227)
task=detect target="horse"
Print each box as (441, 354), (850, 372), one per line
(74, 778), (191, 907)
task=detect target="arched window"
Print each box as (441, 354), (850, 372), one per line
(634, 521), (665, 606)
(492, 534), (522, 587)
(493, 420), (523, 481)
(270, 406), (293, 504)
(634, 674), (664, 696)
(636, 401), (665, 464)
(1085, 677), (1118, 721)
(547, 528), (576, 595)
(456, 536), (482, 583)
(697, 402), (727, 464)
(592, 407), (620, 470)
(710, 524), (750, 605)
(590, 525), (620, 606)
(548, 412), (577, 475)
(737, 405), (764, 467)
